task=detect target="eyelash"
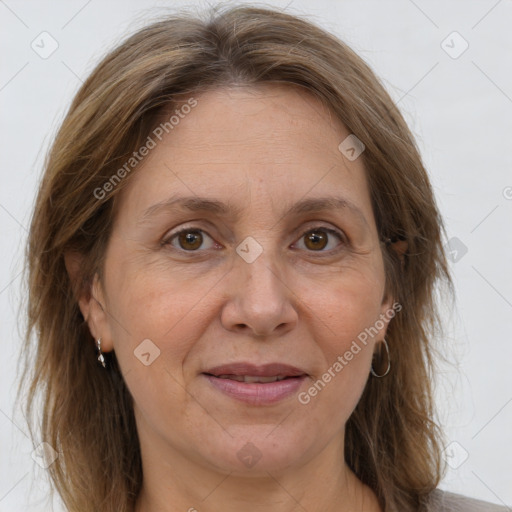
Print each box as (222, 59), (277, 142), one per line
(162, 225), (348, 256)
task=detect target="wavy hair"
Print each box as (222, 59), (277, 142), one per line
(21, 5), (453, 511)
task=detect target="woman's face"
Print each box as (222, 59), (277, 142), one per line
(86, 84), (394, 475)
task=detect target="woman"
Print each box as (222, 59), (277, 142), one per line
(21, 5), (509, 512)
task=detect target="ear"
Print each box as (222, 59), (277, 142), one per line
(378, 289), (400, 343)
(378, 237), (407, 335)
(64, 251), (114, 352)
(390, 238), (408, 265)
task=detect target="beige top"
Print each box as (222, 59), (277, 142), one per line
(426, 489), (511, 511)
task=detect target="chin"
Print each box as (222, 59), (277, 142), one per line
(196, 426), (315, 475)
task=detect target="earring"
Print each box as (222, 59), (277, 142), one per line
(370, 338), (390, 377)
(96, 338), (106, 368)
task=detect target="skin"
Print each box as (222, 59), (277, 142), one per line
(74, 84), (399, 512)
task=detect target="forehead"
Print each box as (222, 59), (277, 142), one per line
(115, 84), (375, 229)
(163, 84), (344, 156)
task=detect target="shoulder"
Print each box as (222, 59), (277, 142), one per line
(425, 488), (511, 512)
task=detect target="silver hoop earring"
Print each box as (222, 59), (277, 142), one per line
(96, 338), (106, 368)
(370, 338), (390, 378)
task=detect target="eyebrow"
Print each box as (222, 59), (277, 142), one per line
(139, 194), (369, 227)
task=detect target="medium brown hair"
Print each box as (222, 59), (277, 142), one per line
(21, 5), (453, 511)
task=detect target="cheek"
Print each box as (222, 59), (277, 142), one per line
(306, 262), (386, 345)
(105, 247), (177, 322)
(103, 262), (217, 430)
(300, 263), (386, 399)
(104, 255), (223, 369)
(297, 292), (380, 427)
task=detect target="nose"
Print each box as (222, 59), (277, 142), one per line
(220, 247), (299, 338)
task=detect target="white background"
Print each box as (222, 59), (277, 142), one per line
(1, 0), (511, 510)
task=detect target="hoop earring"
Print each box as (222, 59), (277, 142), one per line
(370, 338), (390, 378)
(96, 338), (106, 368)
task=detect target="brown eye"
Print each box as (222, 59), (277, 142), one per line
(304, 230), (328, 250)
(178, 230), (203, 250)
(165, 228), (216, 251)
(295, 227), (345, 253)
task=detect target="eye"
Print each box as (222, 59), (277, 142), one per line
(163, 227), (217, 251)
(163, 225), (346, 254)
(293, 226), (346, 253)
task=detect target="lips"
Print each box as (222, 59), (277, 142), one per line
(203, 362), (308, 381)
(216, 375), (288, 383)
(202, 363), (308, 405)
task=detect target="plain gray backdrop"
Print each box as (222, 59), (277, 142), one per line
(1, 0), (511, 510)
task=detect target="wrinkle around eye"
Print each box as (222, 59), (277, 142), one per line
(158, 224), (374, 261)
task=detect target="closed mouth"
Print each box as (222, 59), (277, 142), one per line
(204, 374), (304, 383)
(202, 365), (308, 404)
(202, 362), (308, 382)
